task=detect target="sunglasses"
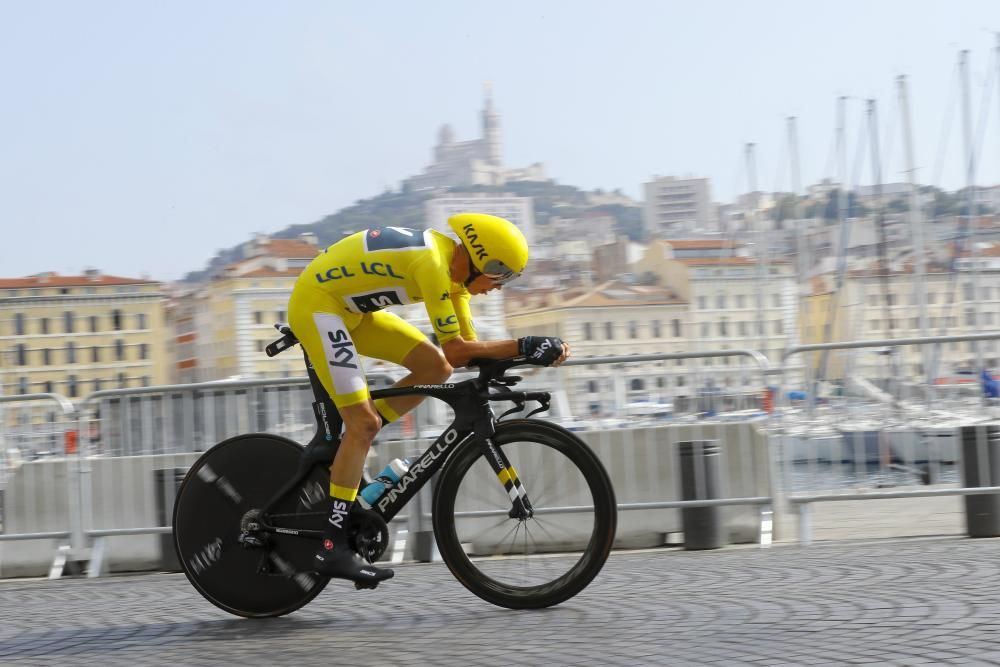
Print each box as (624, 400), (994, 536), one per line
(481, 270), (520, 286)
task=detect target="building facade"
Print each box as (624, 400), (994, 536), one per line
(643, 176), (715, 237)
(0, 271), (168, 398)
(179, 235), (320, 382)
(505, 281), (689, 417)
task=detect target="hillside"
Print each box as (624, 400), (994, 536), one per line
(183, 180), (642, 282)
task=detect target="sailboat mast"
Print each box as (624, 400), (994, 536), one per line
(746, 142), (767, 353)
(960, 50), (985, 379)
(898, 74), (932, 401)
(817, 97), (850, 385)
(867, 98), (900, 398)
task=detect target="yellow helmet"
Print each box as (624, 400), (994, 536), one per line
(447, 212), (529, 284)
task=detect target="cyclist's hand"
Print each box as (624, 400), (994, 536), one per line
(518, 336), (565, 366)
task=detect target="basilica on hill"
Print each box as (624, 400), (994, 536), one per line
(403, 86), (545, 192)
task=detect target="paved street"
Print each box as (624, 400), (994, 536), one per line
(3, 537), (1000, 666)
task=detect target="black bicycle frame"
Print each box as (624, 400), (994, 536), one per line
(255, 346), (541, 537)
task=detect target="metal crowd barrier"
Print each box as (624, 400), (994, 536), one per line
(399, 350), (779, 557)
(0, 392), (82, 578)
(1, 350), (783, 576)
(71, 373), (408, 577)
(777, 332), (1000, 544)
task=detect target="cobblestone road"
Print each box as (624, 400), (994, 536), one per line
(3, 538), (1000, 665)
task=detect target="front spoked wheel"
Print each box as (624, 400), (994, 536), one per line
(173, 433), (331, 618)
(433, 420), (617, 609)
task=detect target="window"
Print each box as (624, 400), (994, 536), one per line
(676, 376), (686, 387)
(139, 343), (149, 360)
(628, 321), (638, 339)
(112, 309), (123, 331)
(142, 376), (150, 388)
(18, 377), (28, 395)
(587, 380), (598, 393)
(93, 378), (102, 392)
(89, 315), (99, 332)
(630, 378), (645, 391)
(136, 313), (147, 329)
(68, 375), (78, 398)
(277, 309), (286, 322)
(700, 322), (710, 337)
(652, 320), (661, 338)
(254, 311), (263, 325)
(16, 344), (26, 366)
(92, 346), (100, 363)
(44, 381), (53, 394)
(40, 317), (49, 335)
(886, 294), (896, 306)
(605, 322), (614, 340)
(64, 311), (74, 334)
(583, 322), (593, 339)
(42, 348), (51, 365)
(698, 296), (707, 310)
(739, 321), (748, 336)
(115, 339), (125, 361)
(718, 318), (728, 336)
(118, 373), (127, 388)
(775, 320), (783, 335)
(964, 283), (975, 301)
(672, 319), (681, 337)
(966, 308), (976, 326)
(66, 341), (76, 364)
(716, 294), (726, 309)
(14, 313), (24, 335)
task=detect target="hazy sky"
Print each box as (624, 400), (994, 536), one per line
(2, 1), (998, 282)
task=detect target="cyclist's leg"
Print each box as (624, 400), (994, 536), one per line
(287, 302), (392, 583)
(353, 310), (452, 423)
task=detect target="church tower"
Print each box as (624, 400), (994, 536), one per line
(481, 83), (502, 166)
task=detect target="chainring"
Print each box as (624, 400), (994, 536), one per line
(348, 506), (390, 563)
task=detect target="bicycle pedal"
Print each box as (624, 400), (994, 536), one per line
(354, 580), (379, 591)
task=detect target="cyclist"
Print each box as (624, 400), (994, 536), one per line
(286, 212), (569, 586)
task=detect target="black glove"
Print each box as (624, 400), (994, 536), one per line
(518, 336), (564, 366)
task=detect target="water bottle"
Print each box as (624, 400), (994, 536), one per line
(358, 458), (411, 508)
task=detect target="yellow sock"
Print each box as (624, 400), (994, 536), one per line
(329, 483), (358, 502)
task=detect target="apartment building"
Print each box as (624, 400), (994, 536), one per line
(643, 176), (714, 237)
(183, 234), (320, 381)
(0, 271), (168, 398)
(634, 240), (799, 365)
(505, 281), (688, 417)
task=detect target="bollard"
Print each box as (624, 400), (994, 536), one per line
(678, 440), (726, 550)
(961, 424), (1000, 538)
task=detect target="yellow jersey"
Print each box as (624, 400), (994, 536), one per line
(291, 227), (476, 343)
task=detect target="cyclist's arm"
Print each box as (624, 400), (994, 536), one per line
(451, 290), (477, 341)
(441, 336), (519, 368)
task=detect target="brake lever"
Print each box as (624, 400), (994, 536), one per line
(497, 399), (527, 421)
(524, 396), (551, 418)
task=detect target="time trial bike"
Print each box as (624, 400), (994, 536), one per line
(172, 324), (617, 618)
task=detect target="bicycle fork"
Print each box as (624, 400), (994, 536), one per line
(477, 427), (534, 520)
